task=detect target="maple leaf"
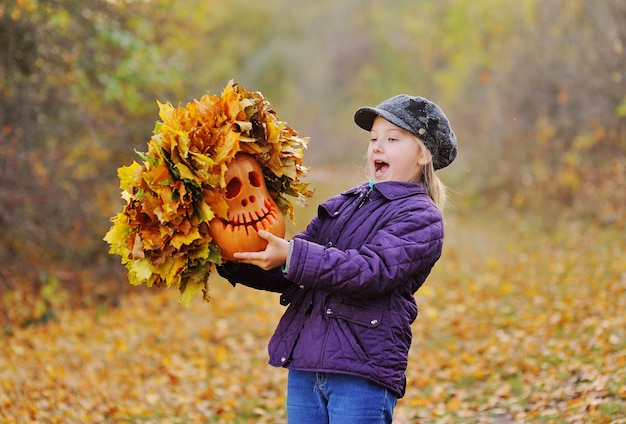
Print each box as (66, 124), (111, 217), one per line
(104, 80), (314, 304)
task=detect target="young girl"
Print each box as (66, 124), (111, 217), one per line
(218, 94), (457, 423)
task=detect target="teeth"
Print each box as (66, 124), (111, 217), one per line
(228, 214), (240, 225)
(222, 207), (279, 231)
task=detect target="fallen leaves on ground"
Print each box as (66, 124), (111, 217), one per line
(403, 213), (626, 423)
(1, 202), (625, 423)
(1, 282), (286, 423)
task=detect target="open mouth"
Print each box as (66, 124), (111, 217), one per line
(374, 160), (389, 177)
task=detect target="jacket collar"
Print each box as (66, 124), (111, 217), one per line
(342, 180), (427, 200)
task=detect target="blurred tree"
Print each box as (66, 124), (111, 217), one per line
(0, 0), (199, 295)
(470, 0), (625, 221)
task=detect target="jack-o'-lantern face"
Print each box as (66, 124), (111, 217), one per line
(209, 153), (285, 260)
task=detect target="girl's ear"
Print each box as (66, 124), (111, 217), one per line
(417, 145), (433, 166)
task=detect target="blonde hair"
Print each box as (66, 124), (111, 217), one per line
(415, 137), (447, 212)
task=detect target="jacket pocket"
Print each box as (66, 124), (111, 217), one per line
(325, 298), (383, 328)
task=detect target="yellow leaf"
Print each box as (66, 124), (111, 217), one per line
(196, 200), (215, 223)
(118, 161), (142, 191)
(170, 226), (201, 250)
(178, 278), (206, 307)
(103, 214), (131, 253)
(129, 259), (155, 284)
(445, 396), (462, 411)
(175, 162), (196, 181)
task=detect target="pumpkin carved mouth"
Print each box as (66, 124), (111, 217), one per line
(214, 198), (282, 235)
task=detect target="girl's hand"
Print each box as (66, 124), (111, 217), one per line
(232, 230), (289, 271)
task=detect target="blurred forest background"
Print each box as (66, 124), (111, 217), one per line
(1, 0), (626, 422)
(1, 0), (625, 321)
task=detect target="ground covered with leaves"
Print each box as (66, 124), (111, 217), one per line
(1, 199), (625, 423)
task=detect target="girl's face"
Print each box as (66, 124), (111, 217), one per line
(367, 116), (432, 183)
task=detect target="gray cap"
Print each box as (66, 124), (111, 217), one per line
(354, 94), (457, 170)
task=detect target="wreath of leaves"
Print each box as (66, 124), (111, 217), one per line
(104, 80), (313, 305)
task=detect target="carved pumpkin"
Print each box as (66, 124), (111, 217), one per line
(209, 153), (285, 260)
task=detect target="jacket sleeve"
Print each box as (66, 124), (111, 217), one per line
(215, 211), (324, 293)
(217, 262), (293, 293)
(284, 202), (444, 299)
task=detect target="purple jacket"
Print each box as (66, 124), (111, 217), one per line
(218, 181), (444, 397)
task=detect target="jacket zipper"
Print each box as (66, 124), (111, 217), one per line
(357, 180), (375, 209)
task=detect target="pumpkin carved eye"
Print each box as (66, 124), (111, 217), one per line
(249, 171), (262, 187)
(225, 177), (242, 199)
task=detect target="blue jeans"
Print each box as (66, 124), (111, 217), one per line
(286, 370), (397, 424)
